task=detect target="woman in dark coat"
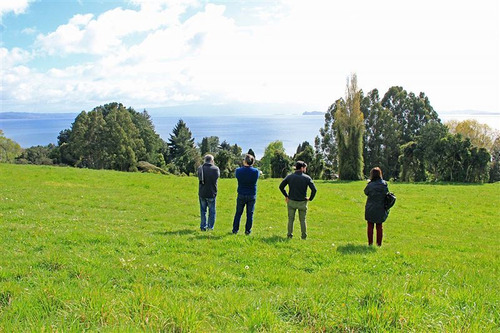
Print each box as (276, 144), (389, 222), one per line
(364, 167), (389, 246)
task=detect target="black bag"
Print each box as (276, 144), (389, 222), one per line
(384, 192), (396, 210)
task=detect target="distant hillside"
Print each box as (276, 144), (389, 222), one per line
(0, 112), (77, 120)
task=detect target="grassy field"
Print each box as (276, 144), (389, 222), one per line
(0, 163), (498, 332)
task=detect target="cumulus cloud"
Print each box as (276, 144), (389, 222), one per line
(2, 0), (499, 114)
(35, 1), (197, 56)
(0, 0), (32, 21)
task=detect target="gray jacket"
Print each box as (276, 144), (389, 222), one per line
(198, 163), (220, 198)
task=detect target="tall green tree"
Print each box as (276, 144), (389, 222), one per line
(270, 150), (292, 178)
(318, 99), (340, 179)
(418, 121), (449, 181)
(58, 103), (165, 172)
(215, 140), (242, 178)
(362, 89), (400, 179)
(167, 119), (200, 175)
(199, 136), (220, 156)
(381, 86), (440, 143)
(104, 107), (145, 172)
(130, 109), (166, 166)
(334, 74), (364, 180)
(293, 141), (323, 179)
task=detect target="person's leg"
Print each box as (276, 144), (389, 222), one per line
(367, 221), (374, 245)
(287, 200), (297, 238)
(244, 196), (256, 235)
(376, 223), (383, 246)
(199, 197), (208, 230)
(298, 201), (308, 239)
(207, 198), (217, 229)
(232, 195), (245, 233)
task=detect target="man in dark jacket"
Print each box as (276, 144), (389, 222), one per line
(279, 161), (317, 239)
(198, 154), (220, 231)
(232, 154), (260, 235)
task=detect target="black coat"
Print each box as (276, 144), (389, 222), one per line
(364, 179), (389, 223)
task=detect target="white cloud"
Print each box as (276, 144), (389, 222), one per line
(34, 1), (198, 56)
(0, 0), (32, 21)
(2, 0), (499, 115)
(0, 47), (32, 67)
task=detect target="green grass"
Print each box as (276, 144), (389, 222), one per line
(0, 163), (499, 332)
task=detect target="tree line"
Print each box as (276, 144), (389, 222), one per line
(317, 74), (499, 183)
(1, 79), (499, 183)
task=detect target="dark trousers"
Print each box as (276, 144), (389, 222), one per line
(232, 194), (256, 234)
(367, 222), (383, 246)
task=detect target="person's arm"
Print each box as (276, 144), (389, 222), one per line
(198, 166), (203, 183)
(279, 177), (289, 198)
(307, 179), (317, 201)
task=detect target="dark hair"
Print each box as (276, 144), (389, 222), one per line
(295, 161), (307, 170)
(369, 167), (383, 181)
(244, 154), (255, 166)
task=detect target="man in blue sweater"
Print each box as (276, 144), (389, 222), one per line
(279, 161), (317, 239)
(232, 154), (260, 235)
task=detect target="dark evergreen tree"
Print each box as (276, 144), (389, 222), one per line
(199, 136), (220, 156)
(167, 119), (200, 175)
(318, 99), (340, 179)
(293, 141), (323, 179)
(270, 150), (292, 178)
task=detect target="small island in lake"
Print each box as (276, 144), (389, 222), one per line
(302, 111), (324, 116)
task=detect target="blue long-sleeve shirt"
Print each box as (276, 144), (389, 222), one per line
(235, 166), (259, 196)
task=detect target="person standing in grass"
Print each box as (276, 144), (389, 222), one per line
(279, 161), (317, 239)
(364, 167), (389, 246)
(232, 154), (260, 235)
(197, 154), (220, 231)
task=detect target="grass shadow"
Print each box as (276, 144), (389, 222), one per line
(261, 235), (290, 244)
(337, 243), (377, 255)
(193, 232), (229, 240)
(152, 228), (197, 236)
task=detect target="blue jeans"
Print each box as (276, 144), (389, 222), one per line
(199, 197), (216, 230)
(232, 194), (256, 234)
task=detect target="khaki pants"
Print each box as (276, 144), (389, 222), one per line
(287, 199), (308, 239)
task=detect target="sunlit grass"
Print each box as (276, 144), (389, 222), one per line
(0, 164), (498, 331)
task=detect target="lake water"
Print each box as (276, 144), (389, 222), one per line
(0, 114), (325, 158)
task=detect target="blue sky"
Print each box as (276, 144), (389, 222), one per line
(1, 0), (499, 126)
